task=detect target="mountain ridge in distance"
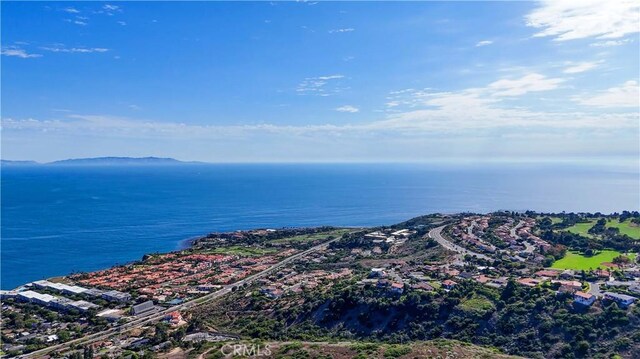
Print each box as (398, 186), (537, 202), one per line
(1, 157), (205, 166)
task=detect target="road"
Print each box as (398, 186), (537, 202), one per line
(21, 237), (341, 358)
(588, 281), (602, 296)
(509, 220), (524, 239)
(428, 226), (489, 260)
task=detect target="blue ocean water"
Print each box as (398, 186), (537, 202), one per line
(1, 163), (638, 289)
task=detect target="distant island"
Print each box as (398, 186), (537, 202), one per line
(1, 157), (202, 166)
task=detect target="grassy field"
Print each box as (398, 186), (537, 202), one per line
(538, 216), (563, 224)
(562, 218), (640, 239)
(563, 220), (597, 238)
(550, 250), (636, 270)
(205, 246), (277, 257)
(606, 219), (640, 239)
(272, 228), (352, 243)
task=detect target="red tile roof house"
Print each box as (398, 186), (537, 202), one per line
(411, 282), (434, 292)
(551, 280), (583, 293)
(535, 270), (561, 279)
(390, 282), (404, 294)
(442, 279), (457, 290)
(574, 291), (596, 306)
(517, 278), (541, 287)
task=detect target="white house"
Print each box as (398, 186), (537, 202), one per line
(573, 291), (595, 306)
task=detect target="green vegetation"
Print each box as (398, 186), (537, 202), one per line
(272, 229), (352, 243)
(457, 295), (495, 314)
(550, 250), (636, 270)
(563, 220), (598, 238)
(606, 219), (640, 239)
(538, 216), (562, 224)
(383, 344), (411, 358)
(204, 246), (277, 256)
(561, 218), (640, 239)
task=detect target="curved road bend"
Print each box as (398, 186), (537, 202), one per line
(428, 225), (489, 260)
(21, 237), (342, 358)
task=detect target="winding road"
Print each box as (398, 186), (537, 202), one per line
(428, 225), (489, 260)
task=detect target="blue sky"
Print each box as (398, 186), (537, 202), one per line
(2, 1), (639, 162)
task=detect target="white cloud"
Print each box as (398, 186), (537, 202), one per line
(297, 75), (346, 96)
(329, 28), (355, 34)
(117, 21), (127, 26)
(590, 39), (632, 47)
(336, 105), (359, 113)
(41, 46), (109, 53)
(487, 73), (564, 97)
(65, 19), (87, 26)
(573, 80), (640, 108)
(63, 7), (80, 14)
(526, 0), (640, 41)
(100, 4), (122, 16)
(1, 47), (42, 58)
(475, 40), (493, 47)
(103, 4), (120, 11)
(563, 61), (601, 74)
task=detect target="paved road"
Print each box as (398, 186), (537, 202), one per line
(21, 237), (341, 358)
(428, 226), (489, 260)
(588, 282), (602, 296)
(588, 280), (639, 298)
(509, 220), (524, 239)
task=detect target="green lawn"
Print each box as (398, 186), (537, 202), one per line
(550, 250), (636, 270)
(562, 218), (640, 239)
(272, 229), (352, 243)
(564, 220), (597, 238)
(606, 219), (640, 239)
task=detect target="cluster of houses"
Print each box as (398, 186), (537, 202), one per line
(259, 267), (353, 299)
(516, 218), (552, 251)
(450, 216), (552, 263)
(451, 217), (497, 254)
(69, 248), (298, 304)
(515, 268), (638, 308)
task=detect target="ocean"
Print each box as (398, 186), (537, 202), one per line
(1, 162), (638, 289)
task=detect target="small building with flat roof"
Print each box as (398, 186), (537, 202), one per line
(102, 290), (132, 303)
(131, 300), (156, 316)
(604, 292), (637, 308)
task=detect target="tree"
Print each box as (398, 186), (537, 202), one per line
(612, 255), (631, 267)
(83, 346), (94, 359)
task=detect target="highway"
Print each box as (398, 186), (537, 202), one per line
(21, 237), (341, 358)
(428, 225), (489, 260)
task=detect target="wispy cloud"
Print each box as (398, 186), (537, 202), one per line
(296, 75), (346, 96)
(573, 80), (639, 108)
(475, 40), (493, 47)
(63, 7), (80, 14)
(590, 39), (632, 47)
(563, 61), (602, 74)
(526, 0), (640, 41)
(1, 47), (42, 58)
(336, 105), (359, 113)
(102, 4), (121, 14)
(487, 73), (564, 97)
(65, 18), (88, 26)
(329, 28), (355, 34)
(40, 45), (109, 54)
